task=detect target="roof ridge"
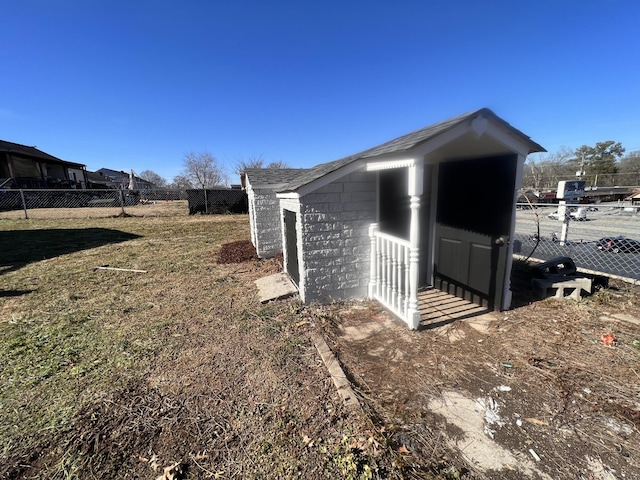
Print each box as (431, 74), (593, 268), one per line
(278, 108), (543, 193)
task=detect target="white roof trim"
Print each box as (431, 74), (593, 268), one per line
(276, 192), (301, 199)
(482, 122), (533, 157)
(366, 158), (416, 171)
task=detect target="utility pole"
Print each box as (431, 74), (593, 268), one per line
(577, 154), (585, 180)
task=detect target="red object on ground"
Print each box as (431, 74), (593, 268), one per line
(600, 333), (615, 346)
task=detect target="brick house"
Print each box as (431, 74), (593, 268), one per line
(0, 140), (87, 189)
(250, 109), (544, 328)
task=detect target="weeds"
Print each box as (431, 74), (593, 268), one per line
(589, 287), (614, 305)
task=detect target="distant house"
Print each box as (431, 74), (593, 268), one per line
(248, 109), (545, 328)
(629, 192), (640, 205)
(92, 168), (157, 190)
(0, 139), (87, 189)
(85, 170), (113, 189)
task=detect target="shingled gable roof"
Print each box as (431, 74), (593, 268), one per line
(0, 139), (84, 167)
(244, 168), (312, 188)
(278, 108), (545, 193)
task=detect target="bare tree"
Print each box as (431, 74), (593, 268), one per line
(138, 170), (167, 187)
(169, 174), (194, 190)
(617, 150), (640, 186)
(234, 155), (290, 175)
(234, 154), (266, 175)
(523, 147), (573, 190)
(267, 160), (290, 169)
(181, 152), (226, 188)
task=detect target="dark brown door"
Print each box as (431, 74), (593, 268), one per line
(433, 155), (516, 310)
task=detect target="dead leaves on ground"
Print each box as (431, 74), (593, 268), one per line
(139, 452), (224, 479)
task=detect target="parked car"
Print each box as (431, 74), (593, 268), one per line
(548, 207), (587, 221)
(596, 236), (640, 253)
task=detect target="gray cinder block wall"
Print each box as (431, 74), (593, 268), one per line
(248, 187), (283, 258)
(295, 171), (377, 303)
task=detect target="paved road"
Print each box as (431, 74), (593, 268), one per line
(514, 204), (640, 281)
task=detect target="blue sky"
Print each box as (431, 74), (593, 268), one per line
(2, 1), (639, 184)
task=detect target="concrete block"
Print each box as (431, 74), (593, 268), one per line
(532, 276), (592, 301)
(255, 273), (298, 303)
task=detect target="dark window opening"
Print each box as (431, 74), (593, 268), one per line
(436, 155), (516, 236)
(379, 168), (410, 239)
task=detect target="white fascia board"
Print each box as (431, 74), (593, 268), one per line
(366, 157), (416, 171)
(410, 117), (533, 160)
(482, 122), (534, 157)
(276, 192), (301, 200)
(293, 159), (366, 197)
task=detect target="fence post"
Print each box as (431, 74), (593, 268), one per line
(20, 189), (29, 219)
(118, 189), (125, 215)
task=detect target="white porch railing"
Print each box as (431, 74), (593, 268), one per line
(369, 225), (411, 322)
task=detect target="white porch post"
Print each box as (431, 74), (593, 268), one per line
(407, 163), (423, 329)
(368, 223), (379, 298)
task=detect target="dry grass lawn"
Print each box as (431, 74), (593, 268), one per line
(2, 207), (640, 479)
(0, 211), (409, 479)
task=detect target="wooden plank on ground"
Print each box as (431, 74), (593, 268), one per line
(311, 333), (361, 412)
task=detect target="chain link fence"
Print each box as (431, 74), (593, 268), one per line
(1, 190), (638, 283)
(0, 188), (250, 220)
(514, 202), (640, 282)
(185, 189), (248, 215)
(0, 189), (153, 219)
(522, 172), (640, 190)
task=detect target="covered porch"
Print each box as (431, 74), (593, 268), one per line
(365, 111), (544, 328)
(271, 109), (543, 329)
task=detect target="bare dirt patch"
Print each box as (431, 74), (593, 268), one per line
(316, 270), (640, 479)
(216, 239), (259, 263)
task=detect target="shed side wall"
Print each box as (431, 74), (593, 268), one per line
(251, 187), (284, 258)
(300, 170), (376, 303)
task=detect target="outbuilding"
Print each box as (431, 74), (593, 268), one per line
(253, 109), (545, 328)
(244, 168), (311, 258)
